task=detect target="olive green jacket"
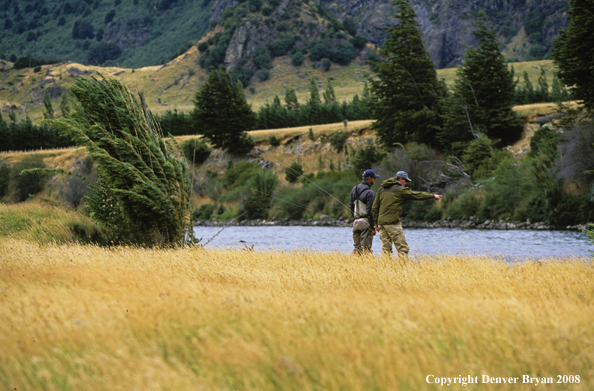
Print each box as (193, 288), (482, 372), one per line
(371, 178), (435, 225)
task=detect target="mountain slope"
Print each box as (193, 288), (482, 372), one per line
(0, 0), (212, 67)
(0, 0), (569, 70)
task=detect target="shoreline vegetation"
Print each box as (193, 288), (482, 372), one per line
(1, 238), (593, 390)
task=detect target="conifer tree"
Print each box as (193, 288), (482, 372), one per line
(60, 93), (71, 118)
(48, 74), (193, 246)
(192, 66), (255, 154)
(43, 90), (54, 119)
(0, 114), (10, 152)
(370, 0), (446, 148)
(285, 87), (300, 111)
(323, 81), (336, 104)
(441, 18), (522, 148)
(305, 77), (322, 124)
(551, 0), (594, 111)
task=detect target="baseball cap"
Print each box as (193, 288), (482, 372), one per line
(363, 169), (380, 178)
(396, 171), (412, 181)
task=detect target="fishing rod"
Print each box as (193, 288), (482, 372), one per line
(201, 210), (248, 246)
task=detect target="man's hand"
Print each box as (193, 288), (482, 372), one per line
(434, 194), (443, 200)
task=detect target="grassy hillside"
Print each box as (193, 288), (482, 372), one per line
(1, 237), (592, 390)
(0, 55), (561, 125)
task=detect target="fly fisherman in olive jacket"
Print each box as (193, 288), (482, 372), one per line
(349, 169), (380, 254)
(372, 171), (442, 262)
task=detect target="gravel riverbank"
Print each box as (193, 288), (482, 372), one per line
(194, 215), (589, 231)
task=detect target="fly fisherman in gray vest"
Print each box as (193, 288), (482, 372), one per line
(349, 169), (380, 254)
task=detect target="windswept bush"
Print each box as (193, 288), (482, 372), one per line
(48, 74), (193, 246)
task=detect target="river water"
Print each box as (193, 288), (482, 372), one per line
(193, 226), (592, 259)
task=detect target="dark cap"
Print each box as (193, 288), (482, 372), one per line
(363, 169), (380, 178)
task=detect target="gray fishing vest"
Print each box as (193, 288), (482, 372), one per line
(353, 187), (369, 220)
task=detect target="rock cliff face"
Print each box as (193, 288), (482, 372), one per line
(204, 0), (568, 72)
(320, 0), (569, 68)
(208, 0), (351, 72)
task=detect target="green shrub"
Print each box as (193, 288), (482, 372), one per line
(268, 135), (280, 146)
(351, 143), (385, 175)
(291, 51), (305, 66)
(403, 199), (441, 221)
(445, 191), (481, 221)
(285, 162), (303, 183)
(249, 169), (279, 197)
(475, 159), (531, 221)
(10, 156), (51, 202)
(198, 42), (209, 53)
(193, 203), (215, 220)
(328, 131), (347, 152)
(275, 186), (311, 220)
(244, 195), (270, 219)
(462, 134), (493, 176)
(0, 165), (10, 198)
(222, 161), (260, 189)
(181, 138), (211, 165)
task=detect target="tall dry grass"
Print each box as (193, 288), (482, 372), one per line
(1, 238), (592, 390)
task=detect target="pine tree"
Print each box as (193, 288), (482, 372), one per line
(48, 74), (193, 246)
(535, 68), (550, 102)
(441, 18), (522, 148)
(285, 87), (300, 111)
(43, 90), (54, 119)
(370, 0), (446, 148)
(60, 93), (71, 118)
(0, 114), (11, 152)
(192, 66), (256, 154)
(323, 81), (336, 104)
(305, 77), (322, 124)
(551, 0), (594, 111)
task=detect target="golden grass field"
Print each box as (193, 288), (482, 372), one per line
(1, 200), (593, 390)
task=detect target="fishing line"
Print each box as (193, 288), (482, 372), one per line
(251, 188), (317, 214)
(201, 158), (357, 245)
(273, 159), (352, 212)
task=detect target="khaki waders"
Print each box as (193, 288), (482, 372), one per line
(352, 218), (373, 254)
(378, 222), (409, 262)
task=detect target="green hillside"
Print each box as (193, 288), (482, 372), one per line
(0, 0), (212, 67)
(0, 51), (561, 125)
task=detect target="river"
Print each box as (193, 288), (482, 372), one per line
(193, 226), (592, 259)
